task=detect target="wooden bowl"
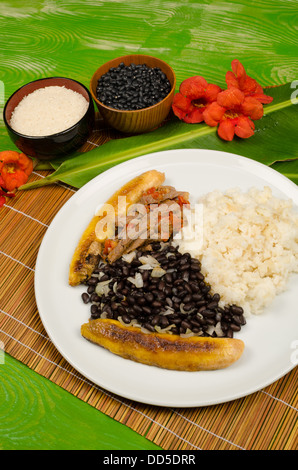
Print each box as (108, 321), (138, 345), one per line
(90, 54), (176, 134)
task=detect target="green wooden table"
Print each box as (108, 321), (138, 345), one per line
(1, 0), (297, 451)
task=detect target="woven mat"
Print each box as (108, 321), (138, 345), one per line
(0, 126), (297, 451)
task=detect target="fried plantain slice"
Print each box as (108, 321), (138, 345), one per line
(69, 170), (165, 286)
(81, 318), (245, 371)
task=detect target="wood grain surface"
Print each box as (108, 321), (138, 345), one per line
(0, 354), (160, 450)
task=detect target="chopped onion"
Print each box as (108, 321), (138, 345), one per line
(151, 267), (166, 278)
(139, 255), (160, 267)
(121, 252), (136, 263)
(127, 272), (143, 288)
(95, 280), (111, 296)
(161, 307), (174, 315)
(180, 330), (195, 338)
(180, 303), (195, 314)
(141, 326), (152, 334)
(214, 321), (225, 337)
(205, 325), (215, 336)
(138, 263), (154, 270)
(155, 323), (175, 333)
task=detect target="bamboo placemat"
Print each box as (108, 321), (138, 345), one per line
(0, 124), (297, 451)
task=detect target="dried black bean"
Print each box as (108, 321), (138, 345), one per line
(97, 63), (171, 111)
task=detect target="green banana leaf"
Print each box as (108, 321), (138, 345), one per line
(21, 83), (297, 190)
(271, 159), (298, 186)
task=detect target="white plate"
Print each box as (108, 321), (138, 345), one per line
(35, 149), (298, 407)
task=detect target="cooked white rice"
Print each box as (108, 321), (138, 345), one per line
(10, 85), (89, 136)
(174, 186), (298, 316)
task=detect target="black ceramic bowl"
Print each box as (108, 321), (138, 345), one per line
(3, 77), (95, 160)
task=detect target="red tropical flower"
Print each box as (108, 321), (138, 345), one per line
(0, 188), (15, 208)
(203, 87), (264, 141)
(172, 76), (222, 123)
(225, 59), (273, 104)
(0, 192), (6, 208)
(0, 150), (33, 193)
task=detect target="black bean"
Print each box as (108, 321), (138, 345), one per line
(190, 264), (201, 272)
(190, 319), (202, 329)
(230, 323), (241, 332)
(196, 316), (207, 325)
(231, 305), (244, 315)
(91, 310), (101, 319)
(122, 314), (131, 324)
(231, 315), (242, 325)
(144, 323), (156, 332)
(184, 283), (193, 294)
(142, 270), (150, 281)
(127, 295), (135, 305)
(179, 263), (190, 271)
(151, 315), (160, 326)
(90, 304), (99, 315)
(96, 63), (171, 110)
(182, 303), (193, 311)
(137, 296), (146, 305)
(81, 293), (90, 304)
(207, 301), (218, 310)
(189, 282), (200, 293)
(212, 293), (220, 302)
(196, 272), (205, 281)
(90, 293), (100, 302)
(173, 278), (184, 285)
(165, 273), (172, 284)
(201, 309), (216, 318)
(192, 293), (203, 301)
(142, 306), (152, 315)
(133, 304), (143, 314)
(160, 316), (169, 328)
(82, 241), (246, 339)
(181, 320), (192, 330)
(144, 292), (154, 303)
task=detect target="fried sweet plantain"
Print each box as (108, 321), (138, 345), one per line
(69, 170), (166, 286)
(81, 318), (245, 371)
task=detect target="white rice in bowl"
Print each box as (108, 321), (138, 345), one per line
(10, 85), (89, 136)
(174, 186), (298, 316)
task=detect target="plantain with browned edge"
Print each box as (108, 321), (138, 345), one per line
(81, 318), (245, 371)
(69, 170), (165, 286)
